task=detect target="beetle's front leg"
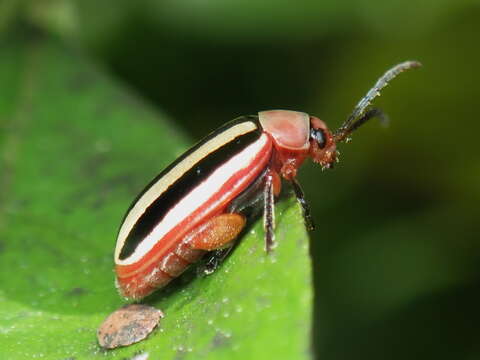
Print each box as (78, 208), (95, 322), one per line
(290, 177), (315, 231)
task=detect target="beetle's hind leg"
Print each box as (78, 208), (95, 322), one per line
(202, 244), (236, 275)
(188, 213), (246, 251)
(185, 213), (246, 274)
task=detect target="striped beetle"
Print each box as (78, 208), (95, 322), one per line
(114, 61), (420, 300)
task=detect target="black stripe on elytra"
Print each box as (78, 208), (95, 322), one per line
(119, 116), (262, 260)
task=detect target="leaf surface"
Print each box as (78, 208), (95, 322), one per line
(0, 35), (312, 360)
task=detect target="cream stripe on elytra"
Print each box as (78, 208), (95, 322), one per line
(115, 121), (258, 262)
(115, 133), (269, 265)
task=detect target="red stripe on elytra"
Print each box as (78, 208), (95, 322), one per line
(116, 136), (272, 279)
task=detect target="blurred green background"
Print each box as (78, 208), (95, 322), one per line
(1, 0), (479, 359)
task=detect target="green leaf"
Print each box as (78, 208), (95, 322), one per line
(0, 35), (312, 359)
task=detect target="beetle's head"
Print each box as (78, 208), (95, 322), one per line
(308, 116), (337, 169)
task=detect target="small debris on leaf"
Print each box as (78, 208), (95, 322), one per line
(97, 304), (164, 349)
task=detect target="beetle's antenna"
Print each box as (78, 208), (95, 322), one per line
(333, 60), (421, 143)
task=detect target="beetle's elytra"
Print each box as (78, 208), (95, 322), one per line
(114, 61), (421, 300)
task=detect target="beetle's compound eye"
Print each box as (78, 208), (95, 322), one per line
(310, 128), (327, 149)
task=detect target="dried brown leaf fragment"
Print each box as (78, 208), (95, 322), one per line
(97, 304), (164, 349)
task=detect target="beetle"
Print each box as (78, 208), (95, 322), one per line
(114, 61), (420, 300)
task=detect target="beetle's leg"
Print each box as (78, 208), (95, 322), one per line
(290, 177), (315, 231)
(187, 213), (246, 251)
(264, 170), (276, 252)
(184, 213), (246, 275)
(202, 244), (236, 275)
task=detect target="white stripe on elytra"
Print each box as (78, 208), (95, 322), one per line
(115, 129), (267, 265)
(115, 121), (257, 260)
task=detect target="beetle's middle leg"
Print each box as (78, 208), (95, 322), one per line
(264, 171), (275, 252)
